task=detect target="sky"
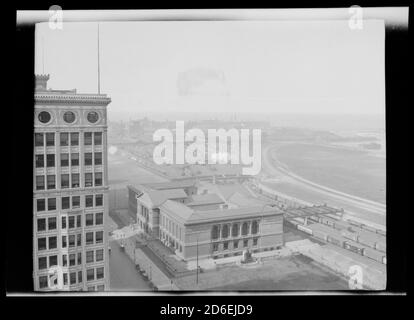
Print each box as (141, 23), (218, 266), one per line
(35, 20), (385, 119)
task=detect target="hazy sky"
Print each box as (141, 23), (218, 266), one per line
(35, 20), (385, 118)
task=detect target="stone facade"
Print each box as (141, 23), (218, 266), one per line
(33, 75), (111, 291)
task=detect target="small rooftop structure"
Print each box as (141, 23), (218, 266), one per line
(34, 74), (111, 106)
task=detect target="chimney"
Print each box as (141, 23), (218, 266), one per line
(35, 74), (50, 92)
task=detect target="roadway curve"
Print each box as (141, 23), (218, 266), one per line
(261, 143), (386, 228)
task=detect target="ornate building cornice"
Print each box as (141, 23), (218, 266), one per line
(35, 93), (111, 106)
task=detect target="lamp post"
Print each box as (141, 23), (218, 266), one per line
(196, 236), (199, 285)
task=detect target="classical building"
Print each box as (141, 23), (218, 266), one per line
(33, 75), (111, 291)
(129, 180), (284, 260)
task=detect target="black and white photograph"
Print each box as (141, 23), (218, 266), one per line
(10, 6), (408, 300)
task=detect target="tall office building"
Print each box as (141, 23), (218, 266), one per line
(33, 75), (111, 291)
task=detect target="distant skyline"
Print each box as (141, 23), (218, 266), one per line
(35, 20), (385, 118)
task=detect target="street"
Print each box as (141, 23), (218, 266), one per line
(109, 239), (152, 291)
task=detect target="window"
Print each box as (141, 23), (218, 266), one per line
(62, 197), (70, 209)
(46, 133), (55, 146)
(94, 152), (102, 165)
(71, 153), (79, 166)
(61, 216), (66, 229)
(37, 199), (46, 212)
(49, 236), (57, 249)
(95, 172), (102, 186)
(70, 132), (79, 146)
(223, 242), (229, 250)
(233, 240), (239, 249)
(61, 153), (69, 167)
(61, 174), (69, 189)
(96, 267), (104, 279)
(63, 111), (76, 124)
(49, 255), (57, 267)
(96, 249), (104, 262)
(232, 224), (239, 237)
(252, 221), (259, 235)
(72, 173), (80, 188)
(38, 257), (47, 270)
(85, 173), (93, 187)
(78, 271), (82, 283)
(87, 111), (99, 123)
(36, 176), (45, 190)
(85, 195), (93, 207)
(39, 276), (48, 289)
(75, 216), (81, 228)
(87, 269), (94, 281)
(97, 285), (105, 292)
(69, 254), (76, 266)
(85, 153), (92, 166)
(68, 216), (75, 229)
(77, 252), (82, 264)
(46, 154), (55, 167)
(72, 196), (80, 208)
(69, 235), (75, 247)
(87, 286), (95, 291)
(86, 214), (94, 226)
(37, 219), (46, 232)
(62, 236), (67, 248)
(242, 222), (249, 236)
(95, 213), (103, 225)
(94, 132), (102, 145)
(84, 132), (92, 146)
(35, 133), (44, 147)
(95, 194), (103, 206)
(212, 225), (220, 240)
(35, 154), (44, 168)
(70, 272), (77, 285)
(221, 225), (229, 239)
(38, 238), (47, 250)
(253, 238), (258, 246)
(38, 111), (51, 124)
(47, 175), (55, 189)
(212, 243), (218, 252)
(48, 198), (56, 211)
(243, 239), (248, 248)
(77, 233), (82, 246)
(86, 251), (94, 263)
(48, 217), (57, 230)
(86, 232), (94, 245)
(60, 132), (69, 146)
(63, 273), (68, 286)
(62, 254), (67, 267)
(95, 231), (103, 244)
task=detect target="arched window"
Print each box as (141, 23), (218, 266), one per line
(232, 224), (239, 237)
(252, 221), (259, 234)
(242, 222), (249, 236)
(222, 225), (229, 239)
(211, 225), (220, 240)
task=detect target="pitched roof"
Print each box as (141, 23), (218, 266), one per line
(213, 183), (255, 200)
(187, 193), (225, 207)
(160, 200), (283, 225)
(143, 179), (197, 190)
(227, 192), (268, 207)
(137, 189), (187, 208)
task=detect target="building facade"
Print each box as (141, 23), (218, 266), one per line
(33, 75), (111, 291)
(158, 201), (284, 260)
(129, 180), (284, 261)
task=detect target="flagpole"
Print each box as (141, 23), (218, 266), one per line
(97, 23), (101, 94)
